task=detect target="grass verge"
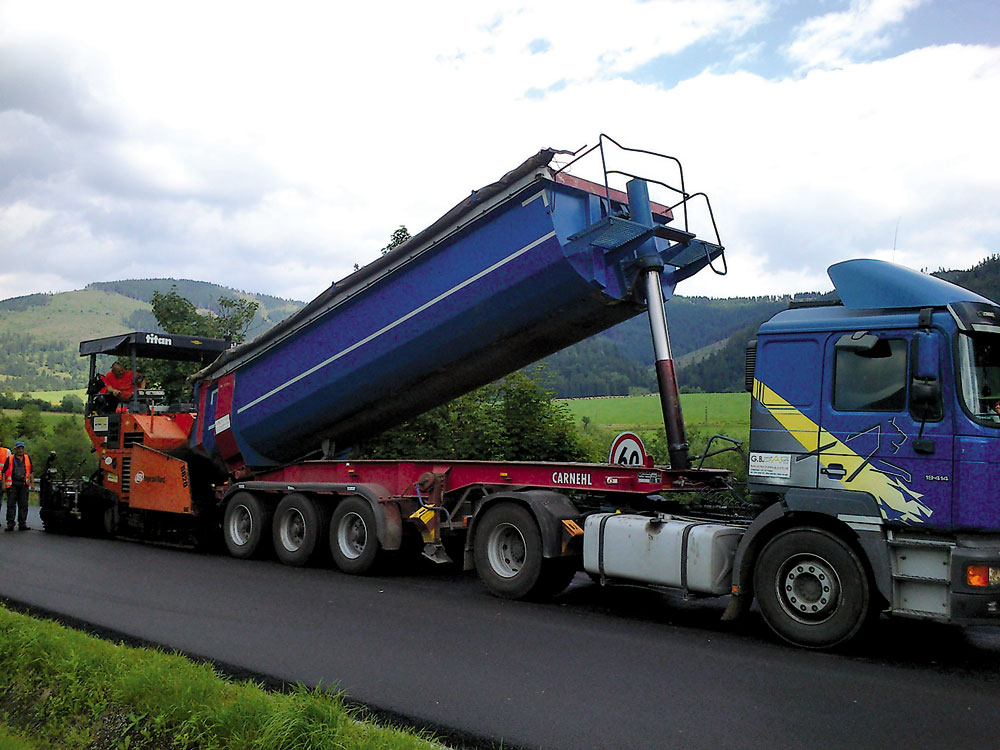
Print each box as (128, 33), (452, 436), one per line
(0, 605), (440, 750)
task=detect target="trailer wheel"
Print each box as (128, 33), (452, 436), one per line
(330, 497), (381, 574)
(223, 492), (273, 560)
(754, 527), (870, 649)
(273, 493), (329, 567)
(474, 503), (571, 600)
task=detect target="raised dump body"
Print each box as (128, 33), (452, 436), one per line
(192, 146), (723, 469)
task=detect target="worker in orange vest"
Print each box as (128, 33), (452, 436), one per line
(4, 441), (33, 531)
(0, 444), (11, 493)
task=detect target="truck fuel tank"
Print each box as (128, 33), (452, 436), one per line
(583, 513), (742, 596)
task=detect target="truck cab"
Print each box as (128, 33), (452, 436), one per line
(745, 259), (1000, 639)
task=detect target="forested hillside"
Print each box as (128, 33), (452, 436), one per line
(541, 295), (791, 396)
(669, 255), (1000, 393)
(933, 255), (1000, 302)
(2, 256), (996, 397)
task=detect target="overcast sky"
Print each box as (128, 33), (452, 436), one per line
(1, 0), (998, 304)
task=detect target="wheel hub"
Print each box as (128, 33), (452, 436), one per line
(487, 522), (526, 578)
(229, 505), (252, 546)
(279, 508), (306, 552)
(338, 512), (367, 560)
(778, 554), (841, 623)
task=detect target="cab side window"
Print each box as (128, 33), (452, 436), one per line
(834, 338), (907, 411)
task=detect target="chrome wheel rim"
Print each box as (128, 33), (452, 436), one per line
(278, 508), (306, 552)
(337, 512), (367, 560)
(487, 522), (525, 578)
(776, 553), (842, 624)
(229, 504), (253, 547)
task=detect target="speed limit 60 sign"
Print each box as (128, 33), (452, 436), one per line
(608, 432), (649, 466)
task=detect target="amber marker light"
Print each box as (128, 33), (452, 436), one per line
(966, 565), (1000, 587)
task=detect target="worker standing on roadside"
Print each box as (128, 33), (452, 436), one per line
(0, 443), (11, 523)
(3, 441), (33, 531)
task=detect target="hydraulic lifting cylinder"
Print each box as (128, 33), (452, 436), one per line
(627, 179), (690, 470)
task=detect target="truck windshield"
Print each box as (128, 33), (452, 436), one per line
(958, 332), (1000, 424)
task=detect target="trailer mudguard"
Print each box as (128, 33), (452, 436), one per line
(723, 489), (891, 621)
(464, 489), (581, 570)
(220, 481), (403, 551)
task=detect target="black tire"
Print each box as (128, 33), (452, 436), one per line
(79, 485), (114, 538)
(754, 527), (870, 649)
(223, 491), (273, 560)
(40, 509), (75, 535)
(474, 503), (572, 600)
(534, 558), (579, 599)
(272, 493), (329, 567)
(329, 497), (381, 574)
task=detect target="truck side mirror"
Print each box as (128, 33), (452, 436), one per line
(910, 331), (943, 423)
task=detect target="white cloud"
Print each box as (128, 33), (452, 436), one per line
(785, 0), (926, 70)
(0, 0), (997, 312)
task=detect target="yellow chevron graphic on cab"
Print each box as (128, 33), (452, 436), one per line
(754, 379), (932, 524)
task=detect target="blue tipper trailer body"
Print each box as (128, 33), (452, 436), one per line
(192, 149), (721, 469)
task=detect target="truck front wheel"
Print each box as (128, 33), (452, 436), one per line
(223, 492), (273, 560)
(273, 493), (329, 567)
(330, 497), (381, 574)
(474, 503), (574, 600)
(754, 527), (870, 649)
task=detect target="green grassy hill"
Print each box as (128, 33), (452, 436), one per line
(0, 291), (149, 341)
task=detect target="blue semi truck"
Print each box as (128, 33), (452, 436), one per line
(44, 138), (1000, 649)
(732, 259), (1000, 646)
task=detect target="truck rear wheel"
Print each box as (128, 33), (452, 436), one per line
(474, 503), (573, 600)
(754, 527), (870, 649)
(273, 493), (329, 567)
(330, 497), (381, 574)
(223, 492), (273, 560)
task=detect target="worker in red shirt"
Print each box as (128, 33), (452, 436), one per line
(94, 362), (146, 413)
(102, 361), (144, 401)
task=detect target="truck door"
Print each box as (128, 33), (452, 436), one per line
(818, 329), (953, 528)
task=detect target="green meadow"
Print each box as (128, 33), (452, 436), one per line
(26, 389), (88, 406)
(561, 392), (750, 431)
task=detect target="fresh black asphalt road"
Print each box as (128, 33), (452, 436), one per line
(2, 506), (1000, 749)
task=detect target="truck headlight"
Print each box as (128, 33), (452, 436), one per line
(966, 564), (1000, 587)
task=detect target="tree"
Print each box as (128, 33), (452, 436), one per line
(15, 404), (44, 440)
(143, 289), (260, 401)
(381, 225), (411, 255)
(33, 417), (97, 480)
(354, 369), (584, 462)
(60, 394), (84, 414)
(149, 288), (258, 343)
(0, 413), (15, 447)
(214, 296), (259, 342)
